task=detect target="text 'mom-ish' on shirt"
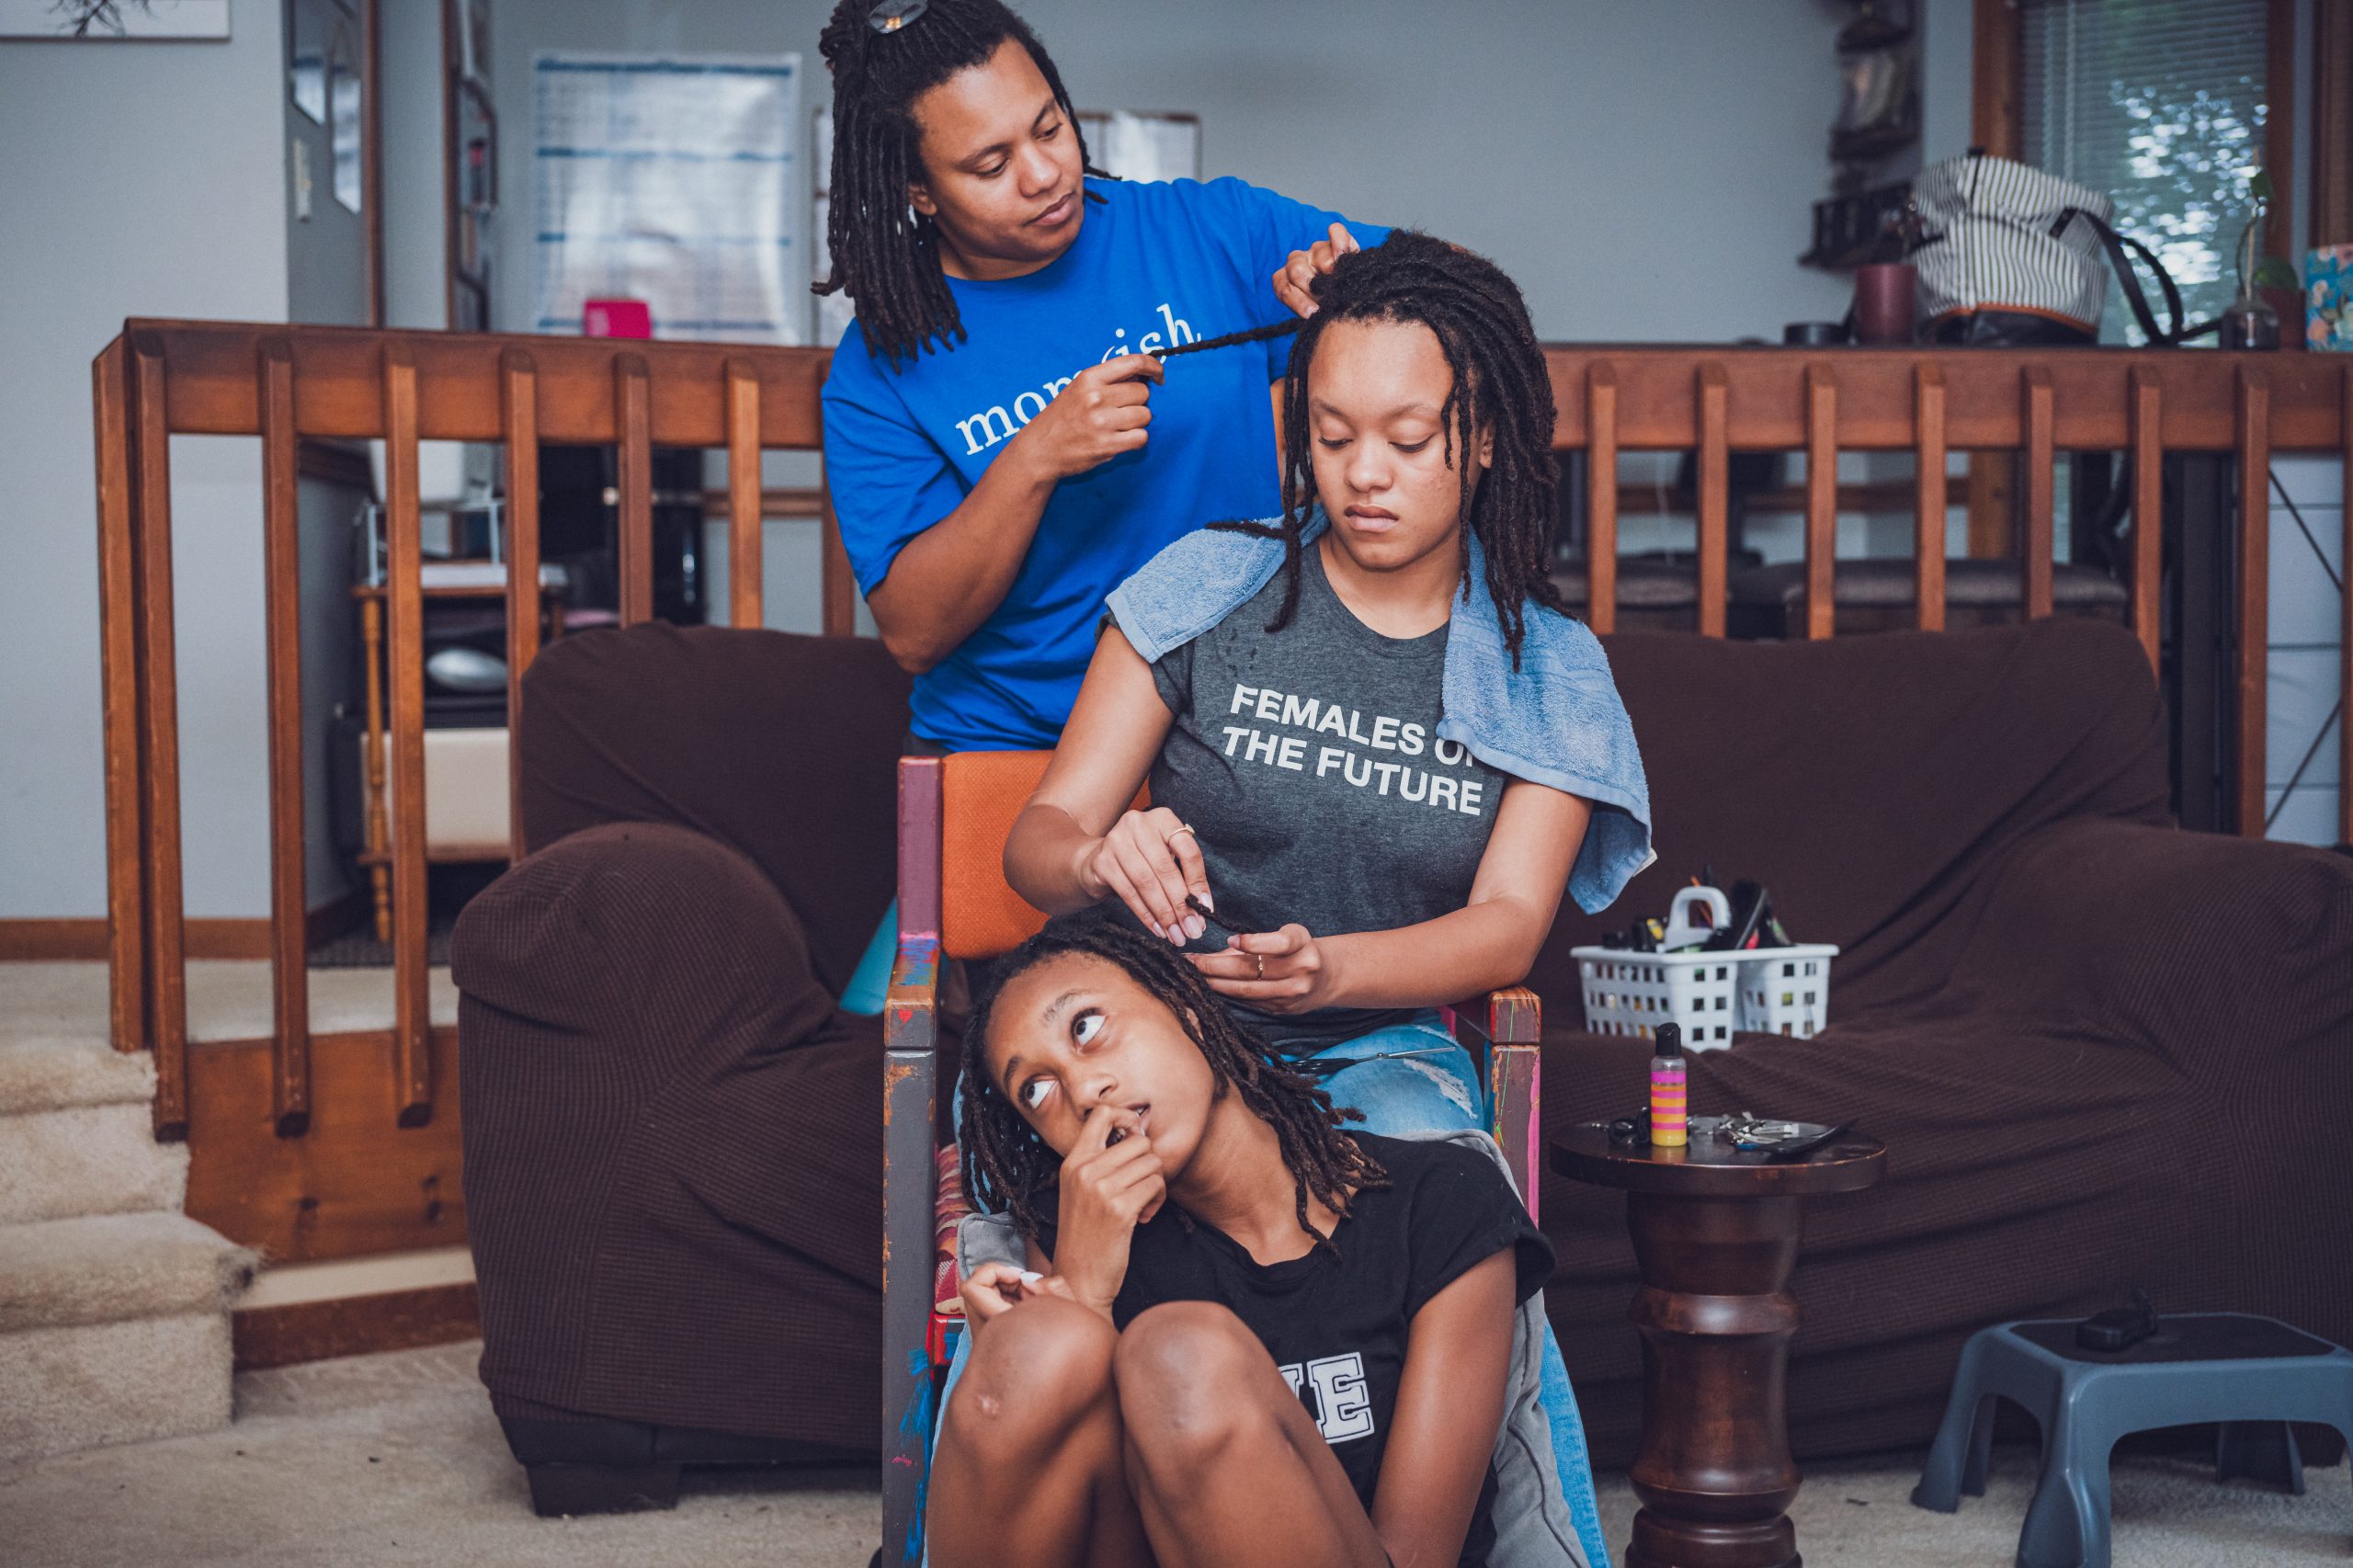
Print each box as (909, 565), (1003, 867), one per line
(821, 175), (1386, 751)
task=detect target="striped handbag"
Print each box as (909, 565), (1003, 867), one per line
(1912, 151), (2196, 346)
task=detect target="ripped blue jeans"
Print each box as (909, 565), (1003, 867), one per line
(1272, 1013), (1610, 1568)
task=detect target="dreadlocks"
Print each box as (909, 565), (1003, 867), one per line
(1151, 316), (1302, 361)
(816, 0), (1106, 368)
(959, 915), (1388, 1257)
(1214, 230), (1564, 665)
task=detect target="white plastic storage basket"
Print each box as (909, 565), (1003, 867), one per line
(1572, 889), (1839, 1049)
(1734, 944), (1839, 1039)
(1572, 949), (1745, 1048)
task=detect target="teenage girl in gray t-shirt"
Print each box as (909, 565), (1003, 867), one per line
(1001, 233), (1622, 1562)
(1001, 231), (1636, 1566)
(1006, 233), (1601, 1125)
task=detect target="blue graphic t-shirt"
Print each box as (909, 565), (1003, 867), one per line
(821, 176), (1386, 751)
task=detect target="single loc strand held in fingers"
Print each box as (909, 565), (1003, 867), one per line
(1151, 318), (1303, 360)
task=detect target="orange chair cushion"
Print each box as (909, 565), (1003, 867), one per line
(939, 751), (1145, 960)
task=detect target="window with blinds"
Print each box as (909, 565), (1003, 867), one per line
(2021, 0), (2270, 345)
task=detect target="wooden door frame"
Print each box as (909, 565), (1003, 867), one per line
(363, 0), (383, 326)
(441, 0), (459, 329)
(2318, 0), (2353, 245)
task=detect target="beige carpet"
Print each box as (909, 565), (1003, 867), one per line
(0, 960), (458, 1047)
(0, 1342), (2344, 1567)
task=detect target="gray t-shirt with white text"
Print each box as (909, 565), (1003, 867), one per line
(1137, 543), (1507, 1052)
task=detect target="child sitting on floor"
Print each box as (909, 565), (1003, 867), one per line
(927, 916), (1586, 1568)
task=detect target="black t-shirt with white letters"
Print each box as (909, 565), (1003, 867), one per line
(1049, 1133), (1552, 1566)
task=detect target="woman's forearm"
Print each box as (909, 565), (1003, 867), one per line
(1005, 801), (1108, 916)
(865, 440), (1058, 674)
(1318, 896), (1549, 1011)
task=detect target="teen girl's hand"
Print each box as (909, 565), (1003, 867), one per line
(1189, 924), (1339, 1014)
(1273, 222), (1360, 317)
(1008, 353), (1164, 482)
(958, 1262), (1077, 1327)
(1052, 1105), (1165, 1316)
(1076, 805), (1212, 946)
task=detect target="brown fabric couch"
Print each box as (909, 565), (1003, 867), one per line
(452, 626), (915, 1509)
(1522, 622), (2353, 1463)
(452, 616), (2353, 1494)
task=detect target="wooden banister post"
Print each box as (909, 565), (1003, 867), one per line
(1586, 363), (1619, 637)
(2020, 366), (2056, 620)
(614, 352), (654, 627)
(2234, 366), (2271, 838)
(1914, 364), (1948, 632)
(130, 331), (188, 1138)
(92, 338), (147, 1058)
(2131, 368), (2165, 672)
(1695, 363), (1729, 638)
(502, 347), (542, 862)
(381, 343), (433, 1125)
(725, 359), (765, 630)
(1804, 363), (1837, 640)
(257, 338), (313, 1136)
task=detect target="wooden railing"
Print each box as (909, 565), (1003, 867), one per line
(93, 323), (2353, 1147)
(94, 321), (847, 1139)
(1553, 346), (2351, 849)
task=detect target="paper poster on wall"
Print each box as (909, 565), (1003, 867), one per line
(1077, 112), (1201, 185)
(0, 0), (229, 37)
(810, 107), (855, 348)
(534, 53), (804, 345)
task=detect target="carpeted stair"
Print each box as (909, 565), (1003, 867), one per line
(0, 1028), (253, 1463)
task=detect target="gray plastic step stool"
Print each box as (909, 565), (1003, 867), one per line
(1910, 1312), (2353, 1568)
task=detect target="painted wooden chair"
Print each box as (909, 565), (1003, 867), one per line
(879, 751), (1543, 1567)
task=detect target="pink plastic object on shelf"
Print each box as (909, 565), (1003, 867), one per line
(582, 298), (653, 339)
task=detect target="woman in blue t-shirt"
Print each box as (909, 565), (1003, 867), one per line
(929, 917), (1572, 1568)
(815, 0), (1382, 753)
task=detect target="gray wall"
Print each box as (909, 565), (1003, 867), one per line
(0, 3), (292, 919)
(492, 0), (1864, 344)
(381, 0), (451, 331)
(3, 0), (2335, 922)
(284, 0), (372, 327)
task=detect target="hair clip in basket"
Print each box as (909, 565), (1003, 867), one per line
(868, 0), (928, 32)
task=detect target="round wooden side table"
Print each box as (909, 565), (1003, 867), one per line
(1553, 1119), (1886, 1568)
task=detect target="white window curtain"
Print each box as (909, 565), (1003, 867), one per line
(2020, 0), (2270, 344)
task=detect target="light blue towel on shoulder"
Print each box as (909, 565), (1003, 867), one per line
(1105, 508), (1654, 914)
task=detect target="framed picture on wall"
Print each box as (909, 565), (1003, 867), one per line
(0, 0), (231, 37)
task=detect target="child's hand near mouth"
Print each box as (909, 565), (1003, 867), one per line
(1051, 1105), (1165, 1317)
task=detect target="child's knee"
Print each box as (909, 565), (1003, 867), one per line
(1115, 1302), (1268, 1466)
(948, 1297), (1118, 1439)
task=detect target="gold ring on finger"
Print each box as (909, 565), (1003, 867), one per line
(1165, 823), (1198, 843)
(1255, 953), (1265, 981)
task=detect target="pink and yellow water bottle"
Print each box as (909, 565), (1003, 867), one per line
(1649, 1023), (1688, 1148)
